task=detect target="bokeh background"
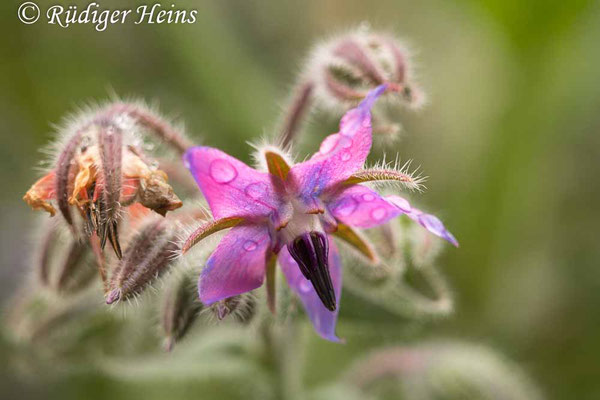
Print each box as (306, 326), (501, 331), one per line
(1, 0), (599, 399)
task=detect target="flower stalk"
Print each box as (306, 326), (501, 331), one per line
(279, 80), (315, 148)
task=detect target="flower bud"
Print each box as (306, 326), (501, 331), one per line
(55, 239), (96, 294)
(106, 217), (180, 304)
(346, 342), (542, 400)
(34, 220), (97, 294)
(342, 217), (453, 319)
(5, 288), (104, 346)
(209, 293), (256, 324)
(161, 270), (203, 351)
(406, 224), (444, 268)
(306, 28), (423, 111)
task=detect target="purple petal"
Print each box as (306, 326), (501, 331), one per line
(327, 185), (401, 228)
(386, 195), (459, 247)
(185, 147), (284, 220)
(287, 85), (387, 199)
(279, 236), (343, 342)
(198, 224), (270, 304)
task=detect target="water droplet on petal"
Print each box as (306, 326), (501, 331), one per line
(370, 207), (387, 221)
(340, 137), (353, 149)
(245, 182), (268, 200)
(319, 135), (339, 154)
(341, 152), (351, 161)
(209, 159), (237, 183)
(362, 193), (375, 202)
(243, 240), (258, 251)
(334, 196), (358, 217)
(144, 142), (156, 151)
(299, 280), (312, 293)
(389, 196), (411, 213)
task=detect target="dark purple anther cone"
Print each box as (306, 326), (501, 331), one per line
(287, 231), (336, 311)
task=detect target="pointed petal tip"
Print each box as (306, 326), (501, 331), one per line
(446, 232), (459, 247)
(320, 332), (345, 343)
(359, 84), (388, 109)
(163, 337), (174, 352)
(216, 303), (227, 320)
(106, 289), (121, 305)
(386, 195), (459, 247)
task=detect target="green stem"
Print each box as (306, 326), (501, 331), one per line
(261, 306), (303, 400)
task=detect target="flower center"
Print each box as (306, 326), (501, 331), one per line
(287, 231), (336, 311)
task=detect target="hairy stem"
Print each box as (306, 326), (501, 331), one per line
(261, 307), (303, 400)
(279, 81), (314, 148)
(127, 107), (192, 156)
(104, 103), (193, 156)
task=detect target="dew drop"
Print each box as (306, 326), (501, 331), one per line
(333, 197), (358, 217)
(299, 280), (312, 293)
(209, 159), (237, 183)
(144, 142), (155, 152)
(340, 137), (353, 149)
(362, 193), (375, 202)
(341, 152), (351, 161)
(245, 182), (268, 200)
(319, 135), (339, 154)
(243, 240), (258, 252)
(370, 207), (387, 221)
(389, 197), (411, 213)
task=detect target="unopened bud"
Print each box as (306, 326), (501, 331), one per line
(161, 270), (203, 351)
(405, 223), (443, 268)
(210, 293), (256, 323)
(346, 342), (542, 400)
(106, 217), (180, 304)
(34, 220), (97, 294)
(307, 28), (424, 110)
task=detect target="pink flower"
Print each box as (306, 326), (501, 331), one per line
(183, 85), (457, 342)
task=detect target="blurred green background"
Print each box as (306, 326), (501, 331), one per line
(1, 0), (599, 399)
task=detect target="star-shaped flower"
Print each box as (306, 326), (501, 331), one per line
(182, 85), (457, 341)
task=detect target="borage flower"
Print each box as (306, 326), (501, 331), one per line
(182, 85), (457, 342)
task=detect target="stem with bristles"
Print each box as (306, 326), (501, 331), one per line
(279, 81), (314, 149)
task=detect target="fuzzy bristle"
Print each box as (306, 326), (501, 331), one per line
(249, 139), (296, 173)
(106, 218), (180, 303)
(347, 155), (426, 192)
(55, 132), (82, 226)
